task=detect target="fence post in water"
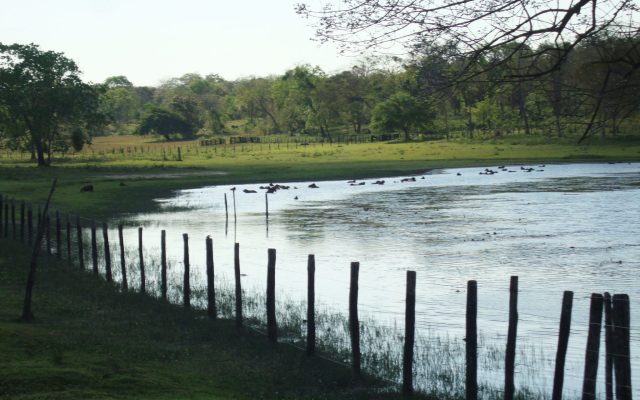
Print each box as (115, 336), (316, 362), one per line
(90, 220), (98, 275)
(582, 293), (604, 400)
(349, 262), (361, 379)
(403, 270), (417, 397)
(466, 280), (478, 400)
(27, 205), (33, 244)
(265, 193), (269, 222)
(118, 224), (127, 290)
(224, 193), (229, 221)
(234, 243), (242, 326)
(232, 189), (237, 226)
(206, 235), (215, 319)
(306, 254), (316, 356)
(138, 227), (145, 293)
(55, 211), (61, 259)
(505, 276), (519, 400)
(552, 291), (574, 400)
(160, 230), (167, 300)
(604, 292), (614, 400)
(183, 233), (190, 309)
(266, 248), (277, 343)
(612, 294), (632, 400)
(20, 201), (25, 242)
(102, 222), (112, 283)
(76, 217), (85, 270)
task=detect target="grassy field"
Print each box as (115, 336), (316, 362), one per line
(0, 239), (420, 400)
(0, 134), (639, 218)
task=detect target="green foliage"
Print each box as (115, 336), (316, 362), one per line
(136, 106), (195, 140)
(372, 91), (435, 141)
(0, 42), (104, 165)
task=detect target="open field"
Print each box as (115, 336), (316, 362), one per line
(1, 134), (639, 218)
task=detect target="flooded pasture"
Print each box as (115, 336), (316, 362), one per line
(108, 162), (638, 398)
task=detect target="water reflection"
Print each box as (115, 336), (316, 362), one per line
(115, 163), (639, 397)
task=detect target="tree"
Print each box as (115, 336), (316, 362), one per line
(372, 91), (434, 141)
(0, 43), (104, 165)
(136, 106), (196, 140)
(297, 0), (638, 80)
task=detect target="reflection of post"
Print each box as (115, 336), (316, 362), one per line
(224, 193), (229, 237)
(232, 190), (237, 225)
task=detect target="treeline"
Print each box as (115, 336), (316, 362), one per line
(99, 33), (640, 143)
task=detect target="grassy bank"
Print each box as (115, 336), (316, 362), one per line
(0, 239), (411, 400)
(0, 135), (639, 218)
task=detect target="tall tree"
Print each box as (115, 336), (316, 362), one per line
(0, 43), (104, 165)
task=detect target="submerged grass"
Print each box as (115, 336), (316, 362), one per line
(53, 229), (560, 400)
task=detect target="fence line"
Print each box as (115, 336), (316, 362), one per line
(0, 194), (634, 399)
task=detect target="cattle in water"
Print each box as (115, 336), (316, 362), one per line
(308, 183), (319, 188)
(80, 184), (94, 192)
(372, 180), (385, 185)
(243, 189), (257, 193)
(401, 177), (416, 182)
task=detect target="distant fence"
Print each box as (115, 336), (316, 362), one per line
(201, 133), (401, 146)
(0, 192), (634, 399)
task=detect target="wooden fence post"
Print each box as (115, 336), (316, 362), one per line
(232, 189), (237, 225)
(552, 291), (574, 400)
(466, 280), (478, 400)
(4, 202), (8, 237)
(91, 220), (98, 275)
(183, 233), (190, 309)
(612, 294), (632, 400)
(266, 248), (277, 343)
(76, 217), (85, 270)
(505, 276), (519, 400)
(349, 261), (361, 378)
(306, 254), (315, 356)
(604, 292), (614, 400)
(11, 200), (16, 239)
(45, 214), (51, 256)
(20, 201), (25, 242)
(206, 235), (216, 319)
(161, 230), (167, 300)
(138, 227), (145, 294)
(224, 193), (228, 222)
(265, 193), (269, 222)
(66, 215), (71, 260)
(55, 211), (61, 259)
(118, 224), (127, 290)
(403, 270), (417, 397)
(102, 222), (112, 282)
(582, 293), (604, 400)
(27, 205), (33, 244)
(234, 242), (242, 326)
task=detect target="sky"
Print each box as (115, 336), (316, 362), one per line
(0, 0), (361, 86)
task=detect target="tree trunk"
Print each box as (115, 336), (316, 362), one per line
(36, 140), (47, 167)
(517, 83), (531, 135)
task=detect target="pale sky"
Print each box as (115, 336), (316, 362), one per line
(0, 0), (361, 86)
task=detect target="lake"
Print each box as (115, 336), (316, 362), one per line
(108, 162), (639, 398)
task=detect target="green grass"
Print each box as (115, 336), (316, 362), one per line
(0, 134), (639, 218)
(0, 239), (419, 400)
